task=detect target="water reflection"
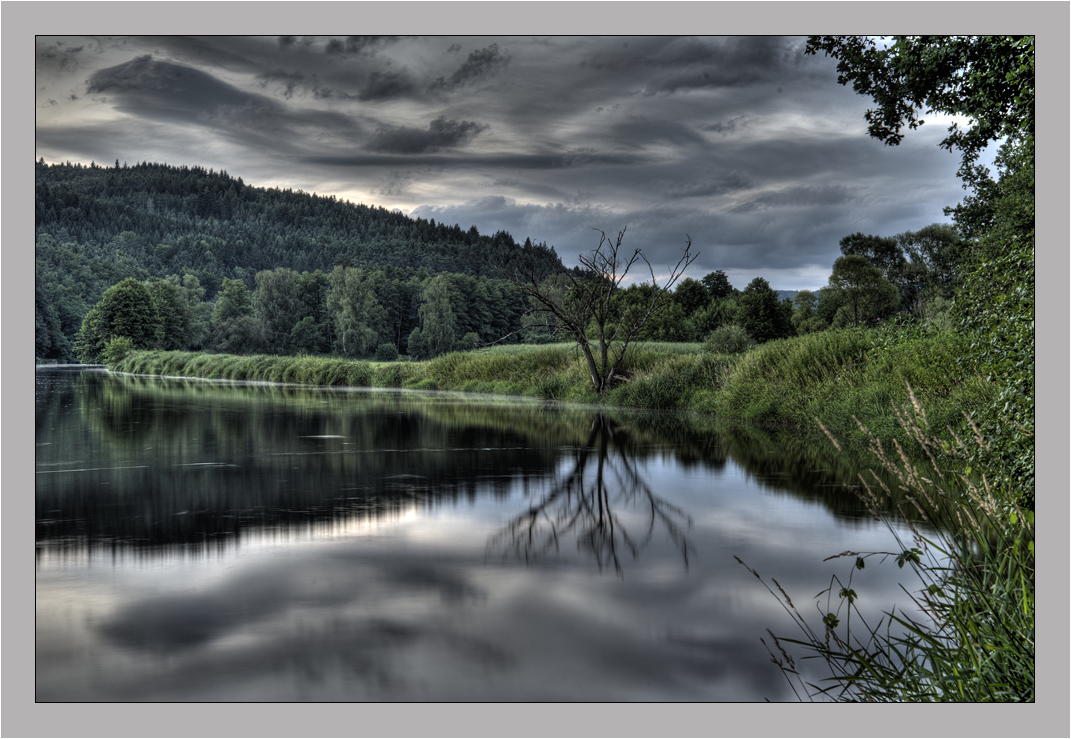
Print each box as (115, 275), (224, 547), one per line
(35, 368), (932, 702)
(489, 414), (692, 575)
(36, 369), (912, 559)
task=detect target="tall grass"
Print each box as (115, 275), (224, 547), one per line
(109, 327), (994, 467)
(739, 388), (1034, 701)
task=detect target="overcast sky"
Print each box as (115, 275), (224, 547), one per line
(35, 35), (979, 291)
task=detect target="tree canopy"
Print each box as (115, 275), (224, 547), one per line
(805, 35), (1034, 174)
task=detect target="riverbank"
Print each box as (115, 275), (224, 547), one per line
(110, 326), (995, 464)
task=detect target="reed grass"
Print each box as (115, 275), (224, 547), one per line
(738, 389), (1034, 702)
(108, 327), (993, 467)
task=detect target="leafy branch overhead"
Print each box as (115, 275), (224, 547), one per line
(805, 36), (1034, 174)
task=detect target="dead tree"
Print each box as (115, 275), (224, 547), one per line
(503, 228), (697, 393)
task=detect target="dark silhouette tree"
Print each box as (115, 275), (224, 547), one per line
(736, 277), (793, 343)
(502, 228), (696, 393)
(701, 269), (735, 300)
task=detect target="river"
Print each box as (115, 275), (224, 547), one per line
(35, 366), (925, 701)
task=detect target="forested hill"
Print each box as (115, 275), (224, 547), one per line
(35, 160), (564, 288)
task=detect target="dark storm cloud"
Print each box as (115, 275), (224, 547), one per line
(581, 36), (809, 93)
(35, 39), (88, 73)
(36, 36), (973, 290)
(304, 149), (646, 169)
(606, 118), (708, 149)
(697, 116), (749, 135)
(664, 172), (753, 198)
(257, 69), (304, 99)
(365, 116), (488, 154)
(344, 36), (400, 55)
(432, 43), (509, 90)
(85, 55), (363, 149)
(357, 70), (418, 101)
(87, 55), (276, 121)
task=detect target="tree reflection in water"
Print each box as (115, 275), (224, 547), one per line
(488, 414), (693, 575)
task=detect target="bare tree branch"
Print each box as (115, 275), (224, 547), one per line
(496, 228), (697, 393)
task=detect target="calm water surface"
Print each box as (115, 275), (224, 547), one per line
(36, 367), (923, 701)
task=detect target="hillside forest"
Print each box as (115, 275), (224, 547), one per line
(36, 160), (967, 364)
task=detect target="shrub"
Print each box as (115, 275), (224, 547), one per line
(457, 332), (481, 352)
(375, 342), (399, 362)
(103, 336), (135, 367)
(704, 324), (754, 355)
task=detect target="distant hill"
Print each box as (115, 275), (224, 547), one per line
(35, 160), (564, 291)
(777, 290), (800, 302)
(35, 160), (565, 361)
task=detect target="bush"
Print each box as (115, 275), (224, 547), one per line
(457, 332), (481, 351)
(375, 342), (399, 362)
(103, 336), (135, 367)
(704, 324), (753, 355)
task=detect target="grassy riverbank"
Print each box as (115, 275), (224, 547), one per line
(110, 325), (996, 462)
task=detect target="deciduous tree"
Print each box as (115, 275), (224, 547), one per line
(75, 278), (161, 362)
(827, 255), (899, 327)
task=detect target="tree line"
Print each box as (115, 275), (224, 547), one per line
(34, 160), (562, 362)
(67, 210), (967, 368)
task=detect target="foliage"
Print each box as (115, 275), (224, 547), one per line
(374, 342), (399, 362)
(457, 332), (481, 352)
(289, 316), (326, 355)
(740, 394), (1033, 702)
(827, 255), (900, 327)
(805, 35), (1034, 175)
(790, 290), (827, 334)
(701, 269), (736, 300)
(75, 278), (161, 362)
(418, 274), (458, 358)
(735, 277), (794, 343)
(146, 279), (192, 350)
(102, 336), (135, 367)
(35, 160), (564, 357)
(211, 314), (264, 355)
(955, 234), (1034, 508)
(672, 277), (710, 315)
(326, 266), (385, 358)
(703, 324), (753, 355)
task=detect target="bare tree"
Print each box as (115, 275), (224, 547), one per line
(502, 228), (697, 393)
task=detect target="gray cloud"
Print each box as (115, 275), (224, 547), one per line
(664, 172), (753, 198)
(87, 55), (273, 120)
(85, 55), (364, 153)
(36, 36), (974, 291)
(358, 70), (417, 101)
(697, 116), (749, 135)
(432, 43), (509, 90)
(366, 116), (488, 154)
(729, 184), (854, 213)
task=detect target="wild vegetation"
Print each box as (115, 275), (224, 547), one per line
(38, 34), (1034, 702)
(743, 33), (1035, 701)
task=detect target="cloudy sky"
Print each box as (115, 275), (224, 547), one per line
(35, 35), (979, 291)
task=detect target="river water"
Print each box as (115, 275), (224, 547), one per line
(35, 366), (925, 701)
